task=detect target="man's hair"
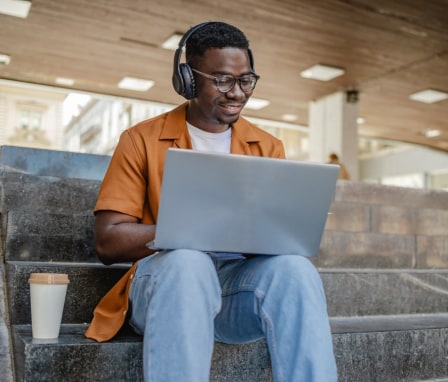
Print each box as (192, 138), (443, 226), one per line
(185, 22), (250, 63)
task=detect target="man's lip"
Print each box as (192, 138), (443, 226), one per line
(219, 103), (244, 112)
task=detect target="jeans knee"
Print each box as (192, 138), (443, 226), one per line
(155, 249), (219, 290)
(267, 255), (316, 274)
(163, 249), (214, 272)
(262, 255), (323, 290)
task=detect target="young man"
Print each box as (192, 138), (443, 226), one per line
(86, 21), (337, 382)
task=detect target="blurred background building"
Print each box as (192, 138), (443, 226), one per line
(0, 0), (447, 189)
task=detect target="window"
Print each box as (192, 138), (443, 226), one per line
(20, 109), (42, 130)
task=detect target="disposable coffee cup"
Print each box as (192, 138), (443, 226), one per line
(28, 273), (70, 339)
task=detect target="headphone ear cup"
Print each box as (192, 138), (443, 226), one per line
(179, 63), (196, 99)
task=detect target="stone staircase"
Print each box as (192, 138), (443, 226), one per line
(1, 145), (448, 382)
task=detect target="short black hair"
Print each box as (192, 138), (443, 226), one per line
(185, 22), (250, 63)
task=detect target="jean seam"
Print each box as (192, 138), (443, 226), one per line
(254, 287), (285, 382)
(143, 271), (159, 382)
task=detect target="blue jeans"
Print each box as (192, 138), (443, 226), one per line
(129, 249), (337, 382)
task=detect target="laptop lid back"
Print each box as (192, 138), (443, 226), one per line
(153, 148), (338, 256)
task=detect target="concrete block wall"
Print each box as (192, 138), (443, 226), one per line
(319, 181), (448, 268)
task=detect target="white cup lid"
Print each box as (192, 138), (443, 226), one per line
(28, 273), (70, 285)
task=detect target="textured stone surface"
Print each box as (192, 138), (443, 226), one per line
(321, 270), (448, 317)
(417, 208), (448, 236)
(0, 145), (110, 181)
(13, 325), (143, 382)
(8, 261), (448, 325)
(333, 327), (448, 382)
(331, 313), (448, 334)
(6, 262), (129, 325)
(335, 181), (448, 210)
(13, 325), (271, 382)
(370, 205), (418, 235)
(318, 231), (416, 268)
(12, 318), (448, 382)
(0, 172), (100, 215)
(417, 236), (448, 268)
(0, 255), (13, 382)
(5, 211), (97, 262)
(3, 147), (448, 382)
(325, 201), (371, 232)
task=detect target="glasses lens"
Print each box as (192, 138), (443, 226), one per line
(216, 75), (235, 92)
(215, 74), (259, 93)
(240, 75), (258, 92)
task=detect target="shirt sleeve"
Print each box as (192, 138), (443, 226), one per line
(94, 129), (148, 219)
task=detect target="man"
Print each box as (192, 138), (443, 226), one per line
(328, 152), (350, 180)
(86, 21), (337, 382)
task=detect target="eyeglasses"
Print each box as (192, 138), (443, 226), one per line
(191, 68), (260, 93)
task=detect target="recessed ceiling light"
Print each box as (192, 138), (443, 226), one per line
(409, 89), (448, 104)
(118, 76), (154, 92)
(161, 33), (183, 50)
(300, 64), (345, 81)
(423, 129), (441, 138)
(0, 54), (11, 65)
(55, 77), (75, 86)
(357, 117), (365, 124)
(0, 0), (31, 18)
(245, 97), (270, 110)
(281, 114), (298, 122)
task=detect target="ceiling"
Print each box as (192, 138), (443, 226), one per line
(1, 0), (447, 152)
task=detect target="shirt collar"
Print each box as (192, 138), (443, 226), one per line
(159, 102), (261, 153)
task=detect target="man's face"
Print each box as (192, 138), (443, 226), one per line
(187, 47), (255, 133)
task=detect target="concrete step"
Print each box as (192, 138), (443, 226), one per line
(11, 313), (448, 382)
(6, 261), (448, 325)
(332, 313), (448, 382)
(2, 150), (448, 269)
(2, 146), (448, 382)
(5, 208), (448, 269)
(3, 145), (448, 211)
(0, 172), (100, 215)
(4, 211), (97, 263)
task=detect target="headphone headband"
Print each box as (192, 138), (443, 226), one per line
(177, 22), (215, 53)
(171, 22), (254, 99)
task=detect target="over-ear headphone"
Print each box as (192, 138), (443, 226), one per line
(172, 22), (255, 100)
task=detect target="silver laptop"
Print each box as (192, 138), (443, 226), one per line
(151, 148), (339, 256)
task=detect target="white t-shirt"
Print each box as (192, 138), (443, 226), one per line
(187, 122), (231, 153)
(187, 122), (244, 260)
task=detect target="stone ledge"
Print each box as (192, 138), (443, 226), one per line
(335, 181), (448, 210)
(0, 145), (110, 181)
(12, 324), (271, 382)
(7, 261), (448, 325)
(0, 259), (13, 382)
(11, 314), (448, 382)
(331, 313), (448, 334)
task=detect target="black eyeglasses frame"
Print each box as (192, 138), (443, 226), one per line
(191, 68), (260, 93)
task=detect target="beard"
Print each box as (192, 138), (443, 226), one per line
(216, 113), (240, 126)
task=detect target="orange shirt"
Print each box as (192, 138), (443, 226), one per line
(85, 103), (285, 342)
